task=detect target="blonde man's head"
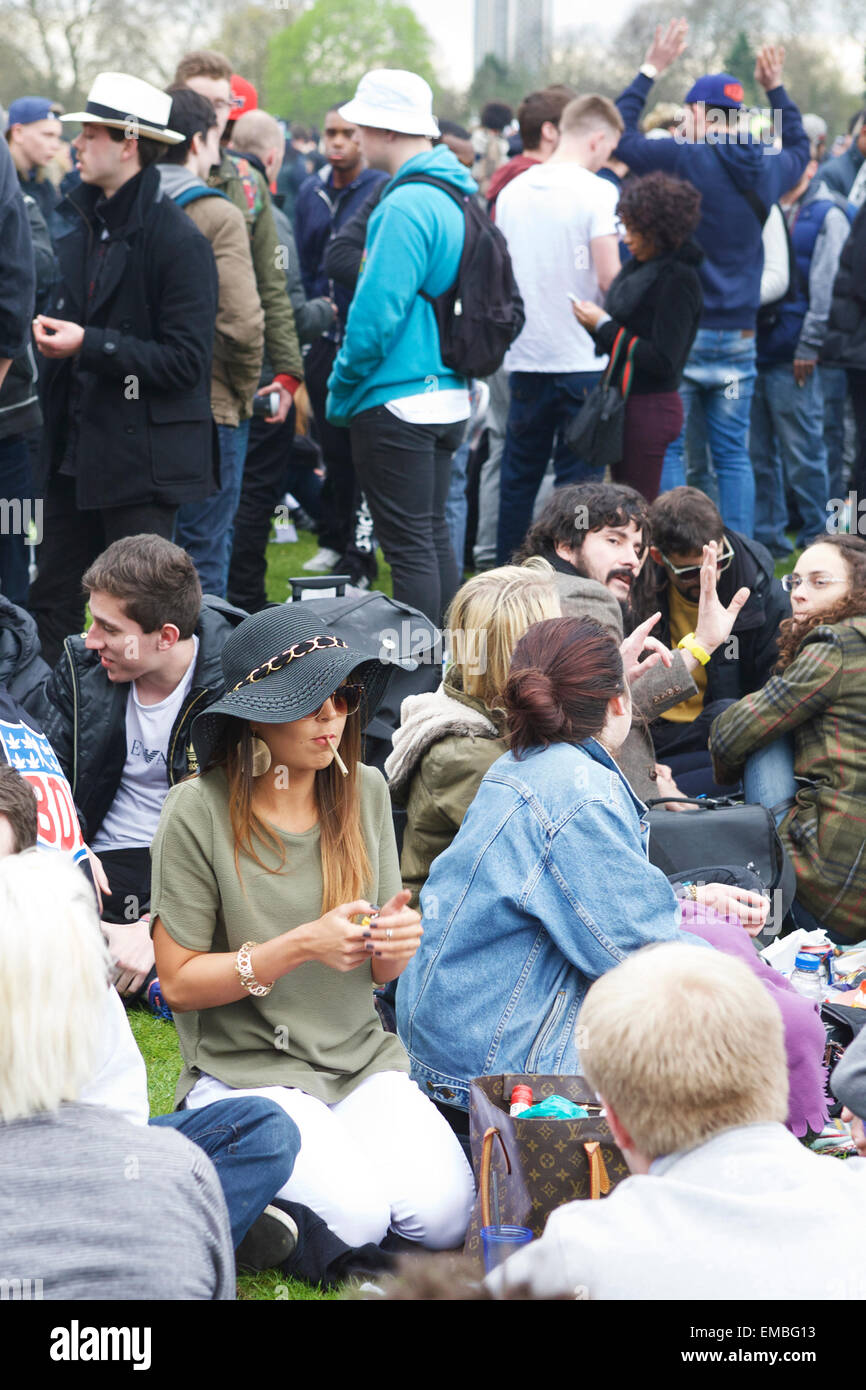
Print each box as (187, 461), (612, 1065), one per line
(445, 565), (560, 709)
(559, 95), (624, 142)
(0, 851), (110, 1122)
(232, 110), (284, 168)
(579, 943), (788, 1160)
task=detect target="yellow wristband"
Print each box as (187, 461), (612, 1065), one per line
(677, 631), (711, 666)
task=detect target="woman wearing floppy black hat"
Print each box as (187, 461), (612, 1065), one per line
(149, 604), (474, 1251)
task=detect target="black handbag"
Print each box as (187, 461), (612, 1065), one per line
(644, 795), (796, 933)
(565, 326), (638, 467)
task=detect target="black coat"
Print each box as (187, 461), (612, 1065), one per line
(23, 594), (247, 839)
(38, 163), (219, 508)
(0, 138), (35, 362)
(822, 202), (866, 373)
(593, 240), (704, 394)
(646, 529), (790, 706)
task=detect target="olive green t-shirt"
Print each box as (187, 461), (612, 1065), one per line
(150, 762), (408, 1107)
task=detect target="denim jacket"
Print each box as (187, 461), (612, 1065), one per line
(396, 737), (698, 1110)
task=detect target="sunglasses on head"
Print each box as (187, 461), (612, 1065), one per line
(313, 684), (364, 717)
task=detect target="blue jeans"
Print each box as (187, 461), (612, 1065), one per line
(151, 1096), (301, 1247)
(663, 329), (758, 536)
(750, 362), (830, 554)
(175, 419), (251, 597)
(497, 370), (603, 564)
(743, 734), (797, 824)
(820, 364), (849, 503)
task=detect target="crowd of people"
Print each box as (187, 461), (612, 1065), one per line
(2, 12), (866, 1302)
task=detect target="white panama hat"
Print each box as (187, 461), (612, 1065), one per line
(62, 72), (183, 144)
(339, 69), (439, 139)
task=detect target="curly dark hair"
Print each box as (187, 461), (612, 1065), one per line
(775, 534), (866, 672)
(617, 172), (702, 254)
(514, 482), (650, 566)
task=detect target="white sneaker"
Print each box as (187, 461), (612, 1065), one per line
(302, 547), (341, 572)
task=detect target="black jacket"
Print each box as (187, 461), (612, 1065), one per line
(593, 240), (704, 394)
(38, 163), (219, 508)
(23, 594), (247, 840)
(0, 138), (35, 363)
(646, 529), (789, 707)
(822, 202), (866, 373)
(0, 596), (50, 704)
(0, 191), (55, 440)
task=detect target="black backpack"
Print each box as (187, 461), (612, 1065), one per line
(381, 172), (525, 379)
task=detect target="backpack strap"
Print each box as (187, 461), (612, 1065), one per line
(709, 144), (769, 227)
(173, 185), (232, 209)
(379, 172), (470, 305)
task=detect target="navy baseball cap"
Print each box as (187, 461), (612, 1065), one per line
(683, 74), (745, 110)
(7, 96), (62, 127)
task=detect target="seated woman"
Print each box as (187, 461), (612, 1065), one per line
(151, 605), (475, 1251)
(396, 618), (824, 1119)
(385, 565), (560, 906)
(710, 534), (866, 944)
(0, 851), (234, 1300)
(571, 171), (704, 503)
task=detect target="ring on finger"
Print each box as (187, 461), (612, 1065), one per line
(386, 928), (393, 941)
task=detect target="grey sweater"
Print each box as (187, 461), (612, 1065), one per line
(0, 1103), (235, 1299)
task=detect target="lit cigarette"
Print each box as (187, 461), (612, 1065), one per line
(328, 736), (349, 776)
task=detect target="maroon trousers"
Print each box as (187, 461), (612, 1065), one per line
(613, 390), (683, 502)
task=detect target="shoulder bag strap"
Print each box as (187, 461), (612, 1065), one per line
(601, 325), (628, 387)
(619, 336), (640, 401)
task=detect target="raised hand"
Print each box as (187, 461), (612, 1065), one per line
(643, 18), (689, 74)
(620, 611), (673, 685)
(754, 44), (785, 92)
(694, 541), (750, 657)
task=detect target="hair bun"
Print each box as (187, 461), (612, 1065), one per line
(504, 666), (567, 745)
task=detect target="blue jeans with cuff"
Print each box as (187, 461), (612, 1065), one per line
(152, 1096), (301, 1247)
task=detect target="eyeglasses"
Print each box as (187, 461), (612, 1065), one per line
(213, 97), (245, 112)
(313, 684), (364, 717)
(657, 539), (734, 580)
(781, 573), (847, 593)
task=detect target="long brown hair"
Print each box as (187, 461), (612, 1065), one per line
(775, 535), (866, 672)
(207, 715), (371, 914)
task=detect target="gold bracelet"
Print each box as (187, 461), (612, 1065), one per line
(235, 940), (274, 997)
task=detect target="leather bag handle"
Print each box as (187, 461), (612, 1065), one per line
(479, 1126), (512, 1228)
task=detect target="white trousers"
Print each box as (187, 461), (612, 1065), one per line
(186, 1069), (476, 1250)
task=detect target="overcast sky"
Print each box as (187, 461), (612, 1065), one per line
(406, 0), (634, 89)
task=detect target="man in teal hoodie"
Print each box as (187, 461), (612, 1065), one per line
(326, 70), (475, 626)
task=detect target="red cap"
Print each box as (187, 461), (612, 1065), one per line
(230, 74), (258, 119)
(510, 1084), (533, 1105)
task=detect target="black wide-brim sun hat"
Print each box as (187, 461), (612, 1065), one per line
(191, 604), (393, 770)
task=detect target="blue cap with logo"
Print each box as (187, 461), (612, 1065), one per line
(7, 96), (61, 128)
(683, 74), (745, 110)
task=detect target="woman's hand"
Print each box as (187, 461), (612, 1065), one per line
(692, 883), (771, 935)
(364, 889), (423, 983)
(571, 298), (605, 331)
(302, 899), (375, 973)
(620, 611), (673, 684)
(102, 916), (155, 996)
(653, 762), (687, 810)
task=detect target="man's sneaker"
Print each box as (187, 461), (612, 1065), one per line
(235, 1205), (299, 1273)
(146, 977), (173, 1021)
(302, 547), (341, 572)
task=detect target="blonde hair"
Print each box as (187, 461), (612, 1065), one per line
(0, 852), (110, 1121)
(232, 110), (284, 163)
(560, 95), (624, 140)
(445, 565), (560, 708)
(578, 943), (788, 1159)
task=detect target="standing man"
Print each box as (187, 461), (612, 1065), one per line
(494, 95), (623, 564)
(294, 103), (387, 582)
(4, 96), (64, 228)
(29, 73), (219, 667)
(326, 69), (475, 625)
(613, 20), (810, 537)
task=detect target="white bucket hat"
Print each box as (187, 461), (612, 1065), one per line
(339, 69), (439, 139)
(62, 72), (183, 144)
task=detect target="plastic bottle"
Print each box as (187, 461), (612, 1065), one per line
(790, 952), (823, 1003)
(509, 1084), (534, 1117)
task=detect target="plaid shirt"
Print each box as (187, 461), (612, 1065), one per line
(709, 617), (866, 940)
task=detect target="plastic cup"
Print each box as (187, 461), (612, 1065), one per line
(480, 1224), (534, 1273)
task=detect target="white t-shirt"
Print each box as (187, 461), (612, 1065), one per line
(92, 637), (199, 851)
(385, 387), (471, 424)
(496, 161), (619, 374)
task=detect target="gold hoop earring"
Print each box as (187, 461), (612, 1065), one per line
(249, 734), (272, 777)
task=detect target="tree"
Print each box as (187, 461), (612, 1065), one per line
(467, 54), (533, 116)
(723, 31), (761, 106)
(265, 0), (436, 126)
(211, 2), (302, 97)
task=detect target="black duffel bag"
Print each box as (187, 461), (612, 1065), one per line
(644, 795), (796, 935)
